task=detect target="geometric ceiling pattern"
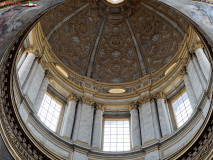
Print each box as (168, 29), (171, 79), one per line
(40, 0), (188, 83)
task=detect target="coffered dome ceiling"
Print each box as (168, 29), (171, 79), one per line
(40, 0), (189, 83)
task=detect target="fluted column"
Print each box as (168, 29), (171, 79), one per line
(33, 71), (52, 114)
(92, 103), (104, 150)
(180, 68), (197, 109)
(129, 101), (141, 149)
(193, 40), (211, 81)
(17, 53), (27, 71)
(18, 48), (39, 86)
(154, 92), (172, 137)
(60, 94), (78, 139)
(22, 59), (39, 94)
(139, 95), (159, 145)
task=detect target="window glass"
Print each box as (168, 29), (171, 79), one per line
(172, 92), (193, 127)
(103, 119), (130, 152)
(38, 93), (62, 132)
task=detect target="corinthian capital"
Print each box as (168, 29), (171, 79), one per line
(190, 42), (204, 53)
(40, 58), (49, 71)
(81, 96), (95, 106)
(67, 93), (79, 102)
(45, 70), (52, 79)
(153, 91), (166, 100)
(139, 94), (152, 105)
(25, 47), (40, 57)
(128, 101), (138, 111)
(96, 102), (104, 112)
(179, 67), (187, 77)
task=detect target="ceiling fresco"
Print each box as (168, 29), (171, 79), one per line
(40, 0), (189, 83)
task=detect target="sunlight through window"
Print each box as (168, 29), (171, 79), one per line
(38, 94), (62, 132)
(103, 119), (130, 151)
(172, 92), (193, 127)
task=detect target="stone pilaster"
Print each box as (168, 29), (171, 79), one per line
(92, 103), (104, 150)
(139, 95), (158, 145)
(33, 71), (52, 114)
(129, 101), (141, 149)
(60, 93), (78, 139)
(17, 53), (27, 71)
(179, 68), (197, 109)
(192, 42), (211, 82)
(191, 53), (207, 90)
(18, 48), (39, 86)
(154, 91), (171, 137)
(22, 59), (39, 94)
(72, 103), (83, 141)
(75, 97), (95, 145)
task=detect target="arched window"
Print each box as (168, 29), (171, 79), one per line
(38, 93), (63, 132)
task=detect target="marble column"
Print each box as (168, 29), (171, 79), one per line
(129, 101), (141, 149)
(17, 53), (27, 71)
(154, 92), (172, 137)
(18, 48), (38, 86)
(22, 59), (39, 94)
(92, 103), (104, 150)
(180, 68), (197, 109)
(139, 95), (158, 145)
(193, 42), (211, 81)
(60, 94), (78, 139)
(33, 71), (51, 114)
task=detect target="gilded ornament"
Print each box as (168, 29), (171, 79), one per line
(138, 94), (152, 104)
(190, 42), (204, 53)
(45, 70), (52, 79)
(25, 47), (40, 57)
(67, 93), (78, 102)
(40, 58), (49, 71)
(96, 102), (104, 111)
(153, 91), (166, 100)
(81, 96), (95, 106)
(128, 101), (138, 111)
(179, 67), (187, 77)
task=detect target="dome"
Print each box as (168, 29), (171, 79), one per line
(0, 0), (213, 160)
(39, 0), (187, 83)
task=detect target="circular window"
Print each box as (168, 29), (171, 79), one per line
(106, 0), (124, 4)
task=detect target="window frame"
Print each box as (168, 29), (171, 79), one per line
(38, 91), (65, 134)
(102, 117), (132, 152)
(170, 87), (193, 128)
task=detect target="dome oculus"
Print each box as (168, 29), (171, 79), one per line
(106, 0), (124, 4)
